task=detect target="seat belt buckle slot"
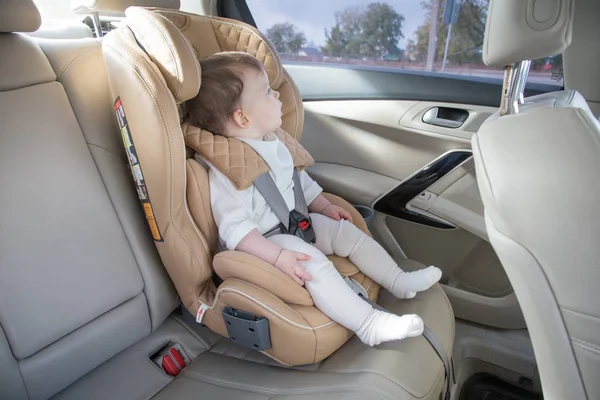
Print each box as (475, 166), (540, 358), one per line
(222, 307), (272, 351)
(288, 210), (316, 243)
(150, 342), (190, 377)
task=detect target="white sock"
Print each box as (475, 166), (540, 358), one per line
(389, 266), (442, 299)
(355, 309), (424, 346)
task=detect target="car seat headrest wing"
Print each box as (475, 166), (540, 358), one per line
(125, 6), (201, 102)
(153, 10), (285, 88)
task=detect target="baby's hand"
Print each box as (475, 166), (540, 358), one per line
(274, 250), (313, 286)
(322, 204), (353, 223)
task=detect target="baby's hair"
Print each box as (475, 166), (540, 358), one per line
(186, 51), (265, 136)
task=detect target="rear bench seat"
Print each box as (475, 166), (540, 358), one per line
(0, 1), (453, 399)
(0, 1), (194, 398)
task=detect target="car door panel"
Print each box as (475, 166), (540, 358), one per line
(298, 93), (526, 329)
(302, 100), (469, 181)
(409, 159), (488, 241)
(400, 101), (495, 140)
(305, 163), (399, 206)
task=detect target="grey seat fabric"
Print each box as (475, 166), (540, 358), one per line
(0, 0), (182, 398)
(473, 1), (600, 399)
(1, 1), (455, 399)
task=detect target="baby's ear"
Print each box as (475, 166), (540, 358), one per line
(232, 108), (250, 128)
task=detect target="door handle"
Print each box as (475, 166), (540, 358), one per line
(422, 107), (469, 129)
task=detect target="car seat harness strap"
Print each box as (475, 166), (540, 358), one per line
(254, 169), (316, 244)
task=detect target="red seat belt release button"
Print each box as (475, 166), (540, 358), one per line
(169, 347), (186, 369)
(161, 354), (180, 376)
(298, 220), (310, 230)
(158, 346), (187, 377)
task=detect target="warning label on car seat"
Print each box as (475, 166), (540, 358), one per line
(114, 97), (164, 242)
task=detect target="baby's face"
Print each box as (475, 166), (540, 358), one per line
(238, 68), (282, 139)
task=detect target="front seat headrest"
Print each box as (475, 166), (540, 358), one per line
(125, 7), (200, 102)
(0, 0), (41, 33)
(483, 0), (575, 66)
(72, 0), (180, 16)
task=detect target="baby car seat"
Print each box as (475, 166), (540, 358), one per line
(101, 6), (453, 367)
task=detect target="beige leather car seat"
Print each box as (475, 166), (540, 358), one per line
(473, 1), (600, 399)
(100, 4), (455, 368)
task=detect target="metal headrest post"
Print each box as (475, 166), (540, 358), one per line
(91, 12), (103, 37)
(500, 60), (531, 116)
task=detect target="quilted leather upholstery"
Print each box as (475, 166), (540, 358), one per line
(154, 9), (304, 139)
(210, 18), (283, 87)
(184, 124), (314, 190)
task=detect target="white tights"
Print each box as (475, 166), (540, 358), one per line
(267, 213), (441, 346)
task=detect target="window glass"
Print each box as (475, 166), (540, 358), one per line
(246, 0), (563, 86)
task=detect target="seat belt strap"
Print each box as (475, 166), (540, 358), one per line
(291, 170), (309, 216)
(254, 169), (310, 233)
(343, 277), (452, 400)
(254, 172), (290, 231)
(422, 326), (452, 400)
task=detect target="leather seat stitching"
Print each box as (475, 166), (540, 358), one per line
(212, 287), (335, 330)
(87, 143), (124, 160)
(217, 253), (312, 305)
(571, 337), (600, 352)
(54, 49), (95, 81)
(571, 341), (600, 356)
(178, 370), (397, 400)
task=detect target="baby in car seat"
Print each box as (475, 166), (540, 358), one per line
(185, 51), (443, 346)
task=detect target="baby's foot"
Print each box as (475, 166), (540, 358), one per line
(391, 266), (442, 299)
(355, 309), (424, 346)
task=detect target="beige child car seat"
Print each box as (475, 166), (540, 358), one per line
(101, 6), (446, 366)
